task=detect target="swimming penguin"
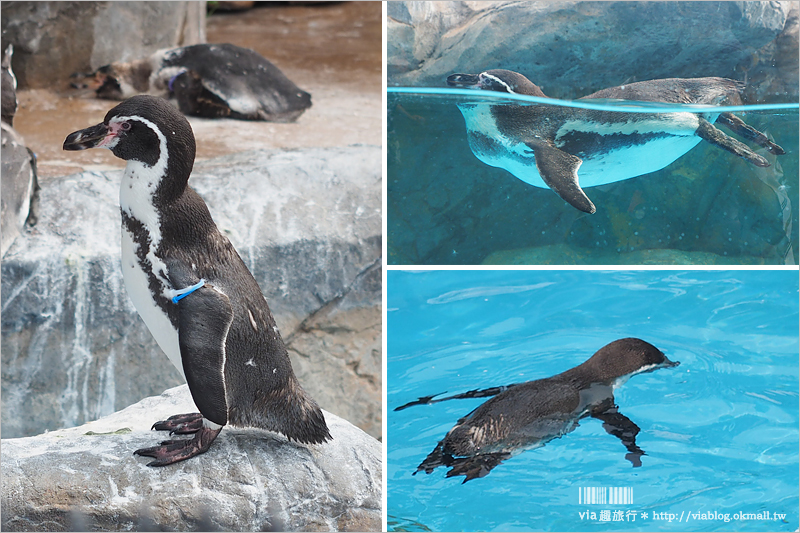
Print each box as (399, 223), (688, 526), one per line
(396, 338), (679, 482)
(75, 43), (311, 122)
(447, 69), (785, 214)
(63, 95), (330, 466)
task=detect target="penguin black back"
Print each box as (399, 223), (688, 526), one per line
(403, 338), (679, 482)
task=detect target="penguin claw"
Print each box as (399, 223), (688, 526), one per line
(150, 412), (204, 434)
(134, 425), (222, 467)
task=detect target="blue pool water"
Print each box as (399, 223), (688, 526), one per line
(387, 90), (799, 266)
(387, 270), (799, 532)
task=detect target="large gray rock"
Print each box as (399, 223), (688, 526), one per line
(1, 1), (206, 89)
(388, 1), (796, 101)
(1, 384), (382, 532)
(1, 145), (382, 439)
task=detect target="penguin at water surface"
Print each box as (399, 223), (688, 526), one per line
(447, 69), (785, 214)
(396, 338), (679, 482)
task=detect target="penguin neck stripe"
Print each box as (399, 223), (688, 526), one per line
(170, 279), (207, 304)
(483, 73), (515, 94)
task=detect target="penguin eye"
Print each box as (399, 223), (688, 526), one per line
(120, 122), (131, 131)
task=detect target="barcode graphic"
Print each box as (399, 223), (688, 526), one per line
(578, 486), (633, 505)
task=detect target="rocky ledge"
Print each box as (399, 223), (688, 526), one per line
(1, 385), (382, 532)
(2, 145), (382, 440)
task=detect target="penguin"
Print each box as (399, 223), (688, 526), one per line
(446, 69), (785, 214)
(73, 43), (311, 122)
(396, 338), (679, 483)
(2, 44), (40, 256)
(2, 44), (18, 126)
(62, 95), (331, 466)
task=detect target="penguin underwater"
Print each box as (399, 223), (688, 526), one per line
(396, 338), (679, 482)
(75, 43), (312, 122)
(63, 95), (331, 466)
(447, 69), (785, 214)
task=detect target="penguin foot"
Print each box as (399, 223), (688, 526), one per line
(134, 425), (222, 466)
(151, 412), (204, 434)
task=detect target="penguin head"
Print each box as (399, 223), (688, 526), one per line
(63, 95), (196, 192)
(583, 338), (679, 384)
(447, 69), (547, 97)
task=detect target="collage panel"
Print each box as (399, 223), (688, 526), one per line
(387, 1), (799, 266)
(2, 2), (382, 531)
(387, 269), (799, 532)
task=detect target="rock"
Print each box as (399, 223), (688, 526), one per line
(1, 1), (206, 90)
(388, 1), (796, 101)
(0, 384), (382, 532)
(1, 145), (382, 440)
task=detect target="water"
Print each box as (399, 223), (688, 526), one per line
(387, 90), (799, 266)
(387, 270), (799, 532)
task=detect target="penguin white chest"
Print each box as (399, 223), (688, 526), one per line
(119, 157), (185, 379)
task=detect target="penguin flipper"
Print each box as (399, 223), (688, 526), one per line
(591, 406), (645, 467)
(696, 117), (770, 167)
(525, 139), (596, 214)
(157, 258), (230, 427)
(395, 383), (523, 411)
(716, 112), (785, 155)
(174, 282), (233, 427)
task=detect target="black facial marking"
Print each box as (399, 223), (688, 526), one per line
(104, 95), (197, 203)
(109, 121), (160, 167)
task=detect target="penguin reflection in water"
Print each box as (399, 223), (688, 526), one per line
(63, 95), (331, 465)
(447, 69), (785, 214)
(396, 338), (679, 482)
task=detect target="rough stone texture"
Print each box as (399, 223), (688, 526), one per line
(1, 385), (382, 532)
(1, 145), (382, 439)
(388, 1), (797, 102)
(0, 1), (206, 90)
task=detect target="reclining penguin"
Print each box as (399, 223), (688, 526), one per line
(74, 43), (311, 122)
(447, 69), (785, 214)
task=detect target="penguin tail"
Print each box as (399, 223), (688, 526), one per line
(281, 387), (332, 445)
(229, 380), (332, 445)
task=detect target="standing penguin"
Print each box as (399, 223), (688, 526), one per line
(63, 95), (331, 466)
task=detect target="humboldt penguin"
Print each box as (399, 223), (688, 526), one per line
(74, 43), (311, 122)
(396, 338), (679, 482)
(2, 44), (40, 256)
(63, 95), (330, 466)
(447, 69), (785, 214)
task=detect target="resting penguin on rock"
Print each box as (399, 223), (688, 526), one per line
(75, 43), (311, 122)
(447, 69), (785, 214)
(396, 338), (679, 482)
(63, 95), (330, 466)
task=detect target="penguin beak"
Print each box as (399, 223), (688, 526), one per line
(447, 73), (481, 89)
(63, 123), (111, 151)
